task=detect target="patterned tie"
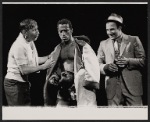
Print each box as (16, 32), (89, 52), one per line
(114, 36), (122, 59)
(114, 41), (120, 59)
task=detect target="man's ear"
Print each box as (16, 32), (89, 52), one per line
(21, 30), (28, 39)
(21, 29), (28, 35)
(118, 26), (122, 30)
(71, 28), (73, 34)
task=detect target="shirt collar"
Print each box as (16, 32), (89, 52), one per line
(17, 33), (30, 44)
(114, 33), (123, 43)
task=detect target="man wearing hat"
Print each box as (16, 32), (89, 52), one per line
(97, 13), (145, 106)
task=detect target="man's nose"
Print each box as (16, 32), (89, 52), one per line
(62, 31), (66, 36)
(36, 30), (40, 35)
(107, 30), (111, 35)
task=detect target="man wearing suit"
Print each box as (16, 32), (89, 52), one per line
(97, 13), (145, 106)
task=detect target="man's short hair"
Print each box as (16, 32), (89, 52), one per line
(57, 18), (73, 29)
(19, 19), (37, 32)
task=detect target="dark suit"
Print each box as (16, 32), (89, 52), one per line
(97, 33), (145, 106)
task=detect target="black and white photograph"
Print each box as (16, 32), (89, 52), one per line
(1, 1), (148, 120)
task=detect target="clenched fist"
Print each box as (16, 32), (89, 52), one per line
(48, 74), (60, 86)
(59, 71), (74, 89)
(104, 63), (118, 73)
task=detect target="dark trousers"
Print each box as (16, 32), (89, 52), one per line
(108, 75), (142, 106)
(4, 78), (31, 106)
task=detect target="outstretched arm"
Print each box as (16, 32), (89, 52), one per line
(19, 59), (55, 75)
(38, 55), (49, 64)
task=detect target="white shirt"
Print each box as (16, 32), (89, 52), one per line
(5, 33), (39, 82)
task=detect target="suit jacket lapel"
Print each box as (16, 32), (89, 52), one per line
(120, 33), (129, 56)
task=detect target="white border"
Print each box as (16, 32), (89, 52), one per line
(2, 106), (148, 120)
(2, 2), (148, 120)
(2, 2), (148, 4)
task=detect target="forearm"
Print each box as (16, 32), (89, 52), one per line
(127, 58), (145, 69)
(97, 55), (107, 75)
(97, 42), (106, 74)
(38, 56), (49, 64)
(19, 65), (44, 75)
(100, 63), (107, 74)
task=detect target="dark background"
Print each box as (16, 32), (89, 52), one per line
(2, 4), (148, 106)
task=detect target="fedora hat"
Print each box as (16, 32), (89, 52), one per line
(106, 13), (123, 25)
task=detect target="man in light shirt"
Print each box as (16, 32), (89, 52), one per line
(4, 19), (54, 106)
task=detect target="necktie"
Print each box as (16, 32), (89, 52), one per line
(114, 41), (120, 59)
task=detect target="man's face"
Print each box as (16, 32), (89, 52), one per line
(26, 24), (39, 41)
(106, 22), (121, 40)
(58, 24), (73, 42)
